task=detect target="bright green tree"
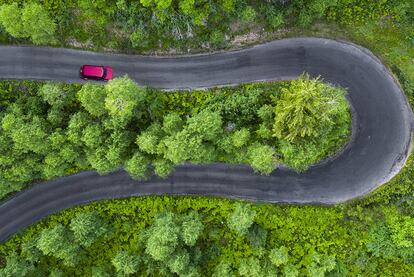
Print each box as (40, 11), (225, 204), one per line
(0, 3), (56, 44)
(77, 83), (107, 117)
(269, 246), (289, 267)
(153, 158), (174, 178)
(21, 3), (56, 44)
(273, 74), (348, 143)
(39, 83), (67, 107)
(105, 76), (146, 124)
(136, 123), (163, 155)
(145, 212), (181, 261)
(125, 151), (150, 179)
(162, 113), (183, 135)
(0, 3), (26, 38)
(247, 143), (276, 174)
(227, 203), (256, 236)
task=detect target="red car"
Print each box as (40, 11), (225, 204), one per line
(79, 65), (113, 81)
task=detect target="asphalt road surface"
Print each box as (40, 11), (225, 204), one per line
(0, 38), (412, 243)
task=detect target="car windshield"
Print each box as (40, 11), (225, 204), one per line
(102, 67), (107, 79)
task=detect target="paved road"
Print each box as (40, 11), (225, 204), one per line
(0, 38), (412, 243)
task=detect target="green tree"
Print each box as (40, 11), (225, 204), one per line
(153, 158), (174, 178)
(77, 83), (107, 117)
(232, 128), (250, 148)
(227, 203), (256, 236)
(283, 264), (299, 277)
(112, 251), (140, 276)
(247, 143), (276, 174)
(273, 74), (348, 143)
(125, 151), (150, 179)
(238, 256), (262, 277)
(67, 112), (94, 145)
(105, 76), (146, 124)
(162, 113), (183, 135)
(36, 224), (81, 266)
(269, 246), (289, 267)
(39, 83), (67, 107)
(21, 238), (43, 263)
(181, 211), (204, 246)
(21, 3), (56, 44)
(0, 3), (26, 38)
(167, 250), (191, 275)
(145, 212), (181, 261)
(136, 123), (163, 155)
(304, 252), (336, 277)
(2, 113), (49, 154)
(70, 211), (109, 247)
(0, 3), (56, 44)
(0, 253), (35, 277)
(186, 110), (222, 141)
(247, 224), (267, 249)
(91, 266), (112, 277)
(212, 261), (234, 277)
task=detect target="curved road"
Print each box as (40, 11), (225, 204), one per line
(0, 38), (412, 243)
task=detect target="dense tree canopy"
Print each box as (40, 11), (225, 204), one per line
(0, 77), (350, 199)
(0, 3), (56, 44)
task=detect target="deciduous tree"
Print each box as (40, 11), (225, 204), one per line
(227, 203), (256, 236)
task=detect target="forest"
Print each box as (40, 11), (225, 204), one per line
(0, 0), (413, 276)
(0, 75), (350, 199)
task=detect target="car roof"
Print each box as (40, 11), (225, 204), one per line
(82, 65), (104, 77)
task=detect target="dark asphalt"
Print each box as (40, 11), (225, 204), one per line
(0, 38), (412, 243)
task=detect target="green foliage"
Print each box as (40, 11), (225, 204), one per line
(125, 151), (150, 180)
(36, 224), (81, 266)
(112, 251), (140, 276)
(69, 211), (109, 247)
(247, 143), (276, 174)
(181, 211), (204, 246)
(273, 74), (350, 171)
(273, 74), (346, 142)
(0, 253), (35, 277)
(39, 83), (67, 107)
(77, 83), (106, 117)
(21, 3), (57, 44)
(105, 75), (146, 125)
(0, 2), (56, 44)
(0, 77), (350, 198)
(227, 203), (256, 236)
(141, 210), (204, 275)
(269, 246), (289, 267)
(238, 256), (262, 277)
